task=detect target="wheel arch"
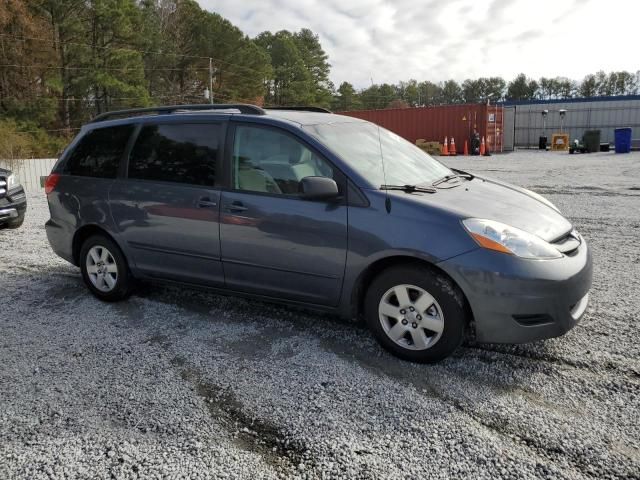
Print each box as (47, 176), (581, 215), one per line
(350, 255), (474, 328)
(72, 224), (125, 266)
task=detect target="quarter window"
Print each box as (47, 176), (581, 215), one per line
(128, 123), (219, 186)
(65, 125), (133, 178)
(232, 125), (335, 195)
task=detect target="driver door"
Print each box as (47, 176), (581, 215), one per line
(219, 123), (348, 306)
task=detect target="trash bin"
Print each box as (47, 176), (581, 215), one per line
(538, 136), (547, 150)
(614, 127), (632, 153)
(583, 130), (600, 153)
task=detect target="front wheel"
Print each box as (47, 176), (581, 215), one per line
(364, 265), (466, 363)
(6, 214), (25, 229)
(79, 235), (133, 302)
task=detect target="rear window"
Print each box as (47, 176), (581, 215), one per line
(128, 123), (220, 186)
(64, 125), (133, 178)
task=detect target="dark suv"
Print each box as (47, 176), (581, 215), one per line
(0, 167), (27, 229)
(45, 104), (592, 362)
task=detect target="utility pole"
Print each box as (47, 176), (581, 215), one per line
(209, 58), (214, 105)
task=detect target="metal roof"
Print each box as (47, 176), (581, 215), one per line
(500, 94), (640, 106)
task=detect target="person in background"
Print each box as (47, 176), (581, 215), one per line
(470, 129), (481, 155)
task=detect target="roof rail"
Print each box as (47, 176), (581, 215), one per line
(264, 106), (333, 113)
(89, 104), (265, 123)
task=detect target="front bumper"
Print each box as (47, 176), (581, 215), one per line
(438, 240), (593, 344)
(0, 207), (19, 219)
(0, 188), (27, 224)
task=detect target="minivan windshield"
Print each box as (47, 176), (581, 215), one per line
(304, 122), (451, 188)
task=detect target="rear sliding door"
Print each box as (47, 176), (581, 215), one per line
(109, 120), (225, 286)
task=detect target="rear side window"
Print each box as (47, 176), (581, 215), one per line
(128, 123), (219, 186)
(64, 125), (133, 178)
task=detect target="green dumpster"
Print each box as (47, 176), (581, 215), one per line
(583, 130), (601, 153)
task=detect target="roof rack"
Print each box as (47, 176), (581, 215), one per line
(89, 104), (265, 123)
(264, 106), (332, 113)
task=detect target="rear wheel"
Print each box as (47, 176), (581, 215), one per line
(364, 265), (466, 363)
(79, 235), (133, 301)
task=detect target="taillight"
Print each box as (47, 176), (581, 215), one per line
(44, 173), (61, 195)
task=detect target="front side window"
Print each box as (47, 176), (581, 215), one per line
(65, 124), (133, 178)
(304, 122), (451, 187)
(232, 125), (334, 195)
(128, 123), (219, 186)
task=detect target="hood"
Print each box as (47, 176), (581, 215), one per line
(393, 176), (572, 242)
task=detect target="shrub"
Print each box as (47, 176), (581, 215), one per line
(0, 119), (70, 163)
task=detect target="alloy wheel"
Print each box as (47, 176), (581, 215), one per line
(85, 245), (118, 293)
(378, 284), (445, 351)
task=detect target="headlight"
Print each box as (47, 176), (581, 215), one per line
(462, 218), (562, 259)
(7, 173), (20, 189)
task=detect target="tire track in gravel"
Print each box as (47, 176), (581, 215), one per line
(171, 355), (316, 477)
(321, 340), (589, 478)
(139, 328), (316, 478)
(452, 404), (638, 480)
(462, 343), (640, 379)
(323, 340), (637, 480)
(60, 273), (640, 480)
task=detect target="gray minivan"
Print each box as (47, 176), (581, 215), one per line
(45, 104), (592, 362)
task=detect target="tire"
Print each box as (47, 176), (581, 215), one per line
(6, 214), (24, 229)
(364, 265), (466, 363)
(79, 234), (133, 302)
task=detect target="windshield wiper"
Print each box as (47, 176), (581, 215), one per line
(451, 169), (474, 178)
(380, 184), (436, 194)
(432, 172), (474, 187)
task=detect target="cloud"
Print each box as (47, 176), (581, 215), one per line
(198, 0), (639, 88)
(513, 29), (543, 43)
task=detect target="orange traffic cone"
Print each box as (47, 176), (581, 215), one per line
(463, 140), (469, 156)
(483, 136), (491, 156)
(441, 137), (449, 156)
(480, 136), (486, 156)
(449, 137), (457, 156)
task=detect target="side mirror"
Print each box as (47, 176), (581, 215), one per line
(299, 176), (340, 200)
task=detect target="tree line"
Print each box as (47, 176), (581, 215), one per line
(1, 0), (639, 157)
(334, 71), (640, 111)
(0, 0), (332, 156)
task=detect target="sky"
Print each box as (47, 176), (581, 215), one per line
(198, 0), (639, 89)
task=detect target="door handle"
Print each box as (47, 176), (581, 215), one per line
(224, 201), (248, 213)
(197, 197), (217, 208)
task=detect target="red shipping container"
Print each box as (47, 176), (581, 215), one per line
(339, 104), (504, 154)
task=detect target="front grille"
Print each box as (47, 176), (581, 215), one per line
(551, 229), (581, 255)
(0, 177), (6, 198)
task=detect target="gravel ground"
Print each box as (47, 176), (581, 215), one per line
(1, 150), (639, 479)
